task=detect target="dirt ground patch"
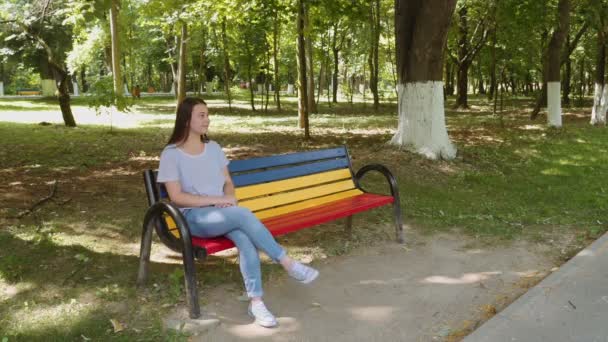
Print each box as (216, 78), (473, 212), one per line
(172, 229), (559, 342)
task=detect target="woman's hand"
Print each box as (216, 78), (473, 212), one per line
(215, 195), (238, 208)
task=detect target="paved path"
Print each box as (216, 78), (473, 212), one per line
(464, 232), (608, 342)
(178, 232), (556, 341)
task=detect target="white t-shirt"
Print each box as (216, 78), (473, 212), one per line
(157, 141), (230, 206)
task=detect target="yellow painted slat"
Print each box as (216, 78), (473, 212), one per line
(163, 214), (180, 238)
(239, 179), (356, 212)
(254, 189), (363, 220)
(235, 169), (352, 200)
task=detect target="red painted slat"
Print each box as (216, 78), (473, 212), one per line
(263, 194), (392, 228)
(191, 193), (394, 255)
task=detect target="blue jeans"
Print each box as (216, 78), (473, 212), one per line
(183, 206), (286, 298)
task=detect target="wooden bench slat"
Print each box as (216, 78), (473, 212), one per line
(162, 188), (365, 237)
(264, 193), (394, 233)
(235, 169), (353, 200)
(190, 193), (394, 255)
(229, 147), (347, 173)
(254, 189), (363, 219)
(239, 179), (357, 212)
(231, 158), (350, 187)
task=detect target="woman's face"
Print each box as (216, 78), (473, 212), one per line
(189, 104), (210, 136)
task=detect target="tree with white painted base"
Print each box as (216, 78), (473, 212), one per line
(545, 0), (570, 128)
(591, 5), (608, 126)
(391, 0), (457, 160)
(591, 29), (607, 125)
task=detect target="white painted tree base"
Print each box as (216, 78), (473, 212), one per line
(390, 81), (456, 160)
(591, 83), (608, 125)
(72, 82), (79, 96)
(41, 79), (56, 96)
(547, 82), (562, 127)
(0, 81), (4, 96)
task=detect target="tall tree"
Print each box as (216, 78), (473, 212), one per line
(590, 0), (608, 125)
(391, 0), (457, 160)
(369, 0), (381, 110)
(109, 0), (123, 100)
(530, 0), (571, 125)
(297, 0), (310, 138)
(304, 0), (316, 114)
(1, 0), (77, 127)
(449, 0), (489, 109)
(545, 0), (570, 127)
(591, 27), (606, 125)
(176, 21), (187, 103)
(221, 17), (232, 111)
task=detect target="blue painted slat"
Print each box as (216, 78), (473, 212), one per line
(232, 158), (350, 187)
(159, 184), (169, 199)
(229, 147), (347, 173)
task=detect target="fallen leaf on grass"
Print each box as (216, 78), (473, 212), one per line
(110, 319), (125, 333)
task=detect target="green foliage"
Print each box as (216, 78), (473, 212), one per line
(5, 63), (40, 94)
(168, 268), (184, 302)
(87, 75), (131, 113)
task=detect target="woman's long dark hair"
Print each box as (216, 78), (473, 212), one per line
(167, 97), (210, 145)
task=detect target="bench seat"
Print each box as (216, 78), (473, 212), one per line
(192, 193), (394, 255)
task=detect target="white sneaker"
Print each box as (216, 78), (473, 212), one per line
(248, 301), (278, 328)
(288, 262), (319, 284)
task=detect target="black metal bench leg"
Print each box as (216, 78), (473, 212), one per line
(345, 215), (353, 237)
(182, 249), (201, 319)
(393, 201), (404, 243)
(137, 217), (155, 286)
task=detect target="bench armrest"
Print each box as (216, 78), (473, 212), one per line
(354, 164), (400, 201)
(143, 201), (196, 254)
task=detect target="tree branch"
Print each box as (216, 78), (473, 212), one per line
(561, 22), (589, 65)
(39, 0), (51, 27)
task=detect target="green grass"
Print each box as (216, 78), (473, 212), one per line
(1, 94), (607, 340)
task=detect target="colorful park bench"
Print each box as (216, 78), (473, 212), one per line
(16, 89), (41, 96)
(137, 146), (403, 318)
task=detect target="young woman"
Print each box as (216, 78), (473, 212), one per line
(157, 97), (319, 328)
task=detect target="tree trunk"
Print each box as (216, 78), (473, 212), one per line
(55, 69), (76, 127)
(532, 0), (570, 123)
(545, 0), (569, 127)
(199, 31), (207, 94)
(273, 8), (281, 110)
(176, 23), (188, 104)
(246, 41), (256, 111)
(332, 45), (339, 103)
(591, 29), (607, 125)
(489, 27), (497, 99)
(297, 0), (310, 138)
(304, 2), (316, 114)
(455, 4), (469, 108)
(369, 0), (381, 110)
(477, 64), (485, 94)
(563, 34), (571, 105)
(221, 18), (232, 111)
(109, 0), (123, 99)
(391, 0), (457, 160)
(456, 60), (469, 108)
(445, 58), (454, 96)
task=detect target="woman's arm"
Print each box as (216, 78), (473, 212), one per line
(217, 166), (238, 208)
(164, 180), (228, 208)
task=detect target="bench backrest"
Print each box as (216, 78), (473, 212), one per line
(145, 146), (362, 242)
